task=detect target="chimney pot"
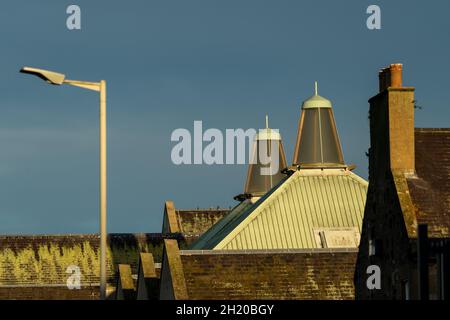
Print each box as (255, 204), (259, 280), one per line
(390, 63), (403, 88)
(379, 67), (390, 92)
(378, 69), (386, 92)
(378, 64), (403, 92)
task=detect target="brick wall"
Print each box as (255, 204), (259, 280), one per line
(0, 286), (99, 300)
(180, 249), (357, 300)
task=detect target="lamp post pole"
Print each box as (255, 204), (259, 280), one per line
(20, 67), (108, 300)
(99, 80), (107, 300)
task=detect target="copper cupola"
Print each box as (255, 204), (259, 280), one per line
(292, 82), (345, 167)
(235, 116), (288, 201)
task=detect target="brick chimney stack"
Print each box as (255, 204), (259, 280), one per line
(369, 63), (415, 174)
(378, 63), (403, 91)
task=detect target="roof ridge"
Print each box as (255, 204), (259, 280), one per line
(415, 127), (450, 132)
(347, 171), (369, 187)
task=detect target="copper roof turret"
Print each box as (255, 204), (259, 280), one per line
(293, 82), (345, 168)
(235, 116), (288, 201)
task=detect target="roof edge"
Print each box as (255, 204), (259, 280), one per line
(392, 169), (418, 238)
(180, 248), (359, 255)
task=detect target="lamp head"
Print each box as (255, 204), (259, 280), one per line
(20, 67), (66, 85)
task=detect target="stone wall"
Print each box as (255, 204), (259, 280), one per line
(355, 65), (419, 299)
(0, 286), (99, 300)
(180, 249), (357, 300)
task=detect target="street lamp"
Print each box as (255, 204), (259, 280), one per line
(20, 66), (108, 300)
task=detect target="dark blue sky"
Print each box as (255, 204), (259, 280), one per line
(1, 0), (449, 234)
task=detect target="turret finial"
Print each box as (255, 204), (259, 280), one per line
(314, 81), (318, 95)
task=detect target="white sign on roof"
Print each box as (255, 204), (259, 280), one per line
(314, 227), (361, 248)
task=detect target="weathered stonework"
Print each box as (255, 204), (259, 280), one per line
(181, 249), (357, 300)
(136, 253), (159, 300)
(356, 64), (450, 300)
(159, 239), (188, 300)
(116, 264), (135, 300)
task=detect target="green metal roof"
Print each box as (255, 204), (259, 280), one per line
(191, 169), (368, 250)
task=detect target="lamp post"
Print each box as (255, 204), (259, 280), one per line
(20, 67), (108, 300)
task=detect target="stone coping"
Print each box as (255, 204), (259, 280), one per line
(180, 248), (359, 255)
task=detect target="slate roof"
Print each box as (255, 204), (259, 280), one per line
(406, 128), (450, 238)
(190, 168), (368, 250)
(174, 209), (230, 238)
(0, 234), (165, 287)
(189, 201), (254, 249)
